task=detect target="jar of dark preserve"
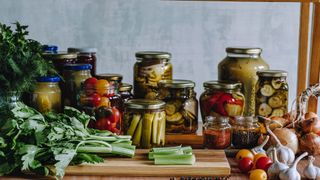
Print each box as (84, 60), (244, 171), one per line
(203, 116), (231, 149)
(43, 51), (77, 75)
(119, 83), (134, 102)
(68, 47), (97, 76)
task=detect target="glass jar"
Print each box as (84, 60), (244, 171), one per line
(68, 47), (97, 76)
(158, 80), (198, 134)
(218, 47), (269, 116)
(95, 73), (123, 93)
(123, 99), (166, 148)
(119, 83), (134, 102)
(42, 51), (77, 75)
(0, 91), (21, 111)
(134, 51), (173, 99)
(199, 81), (245, 125)
(232, 116), (261, 149)
(32, 76), (61, 113)
(79, 76), (123, 134)
(203, 116), (231, 149)
(256, 70), (288, 117)
(63, 64), (92, 107)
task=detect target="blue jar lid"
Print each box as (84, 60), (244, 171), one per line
(42, 45), (58, 53)
(37, 76), (61, 82)
(64, 64), (92, 71)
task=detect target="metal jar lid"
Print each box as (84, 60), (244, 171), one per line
(256, 70), (288, 77)
(203, 80), (242, 90)
(158, 79), (195, 88)
(135, 51), (171, 60)
(95, 73), (123, 82)
(42, 51), (77, 59)
(68, 47), (97, 53)
(226, 47), (262, 55)
(119, 83), (132, 92)
(125, 99), (165, 110)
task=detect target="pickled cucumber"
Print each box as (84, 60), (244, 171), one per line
(268, 95), (283, 108)
(132, 119), (142, 146)
(167, 112), (183, 123)
(260, 84), (275, 97)
(258, 103), (272, 116)
(165, 103), (176, 115)
(141, 112), (154, 148)
(127, 114), (141, 136)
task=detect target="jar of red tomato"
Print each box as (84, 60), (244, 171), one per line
(79, 77), (123, 134)
(199, 81), (245, 125)
(203, 116), (231, 149)
(68, 47), (97, 76)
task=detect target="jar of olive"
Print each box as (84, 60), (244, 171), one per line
(134, 51), (173, 99)
(123, 99), (166, 149)
(218, 47), (269, 116)
(256, 70), (288, 117)
(232, 116), (260, 149)
(158, 80), (198, 134)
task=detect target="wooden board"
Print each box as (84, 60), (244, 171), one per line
(65, 149), (231, 177)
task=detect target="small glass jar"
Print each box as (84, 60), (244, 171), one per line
(32, 76), (61, 113)
(68, 47), (97, 76)
(95, 73), (123, 93)
(256, 70), (288, 117)
(232, 116), (261, 149)
(42, 51), (77, 75)
(63, 64), (92, 107)
(203, 116), (231, 149)
(158, 80), (198, 134)
(134, 51), (173, 99)
(199, 81), (245, 125)
(123, 99), (166, 149)
(119, 83), (134, 102)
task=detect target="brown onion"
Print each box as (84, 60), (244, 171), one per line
(299, 133), (320, 155)
(300, 117), (320, 135)
(268, 128), (299, 154)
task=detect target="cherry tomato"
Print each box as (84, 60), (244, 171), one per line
(96, 79), (109, 95)
(249, 169), (267, 180)
(253, 153), (267, 167)
(91, 93), (101, 107)
(236, 149), (254, 161)
(255, 156), (273, 171)
(238, 157), (254, 173)
(98, 97), (111, 108)
(84, 77), (98, 95)
(110, 107), (120, 123)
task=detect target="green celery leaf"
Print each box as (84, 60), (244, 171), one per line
(52, 148), (77, 178)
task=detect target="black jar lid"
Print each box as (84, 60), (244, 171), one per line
(135, 51), (171, 60)
(203, 80), (242, 90)
(226, 47), (262, 55)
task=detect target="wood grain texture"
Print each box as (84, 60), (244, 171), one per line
(166, 134), (203, 148)
(308, 3), (320, 112)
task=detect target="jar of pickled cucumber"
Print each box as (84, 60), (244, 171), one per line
(232, 116), (260, 149)
(256, 70), (288, 117)
(43, 51), (77, 75)
(218, 47), (269, 116)
(119, 83), (134, 102)
(134, 51), (173, 99)
(63, 64), (92, 107)
(203, 116), (231, 149)
(32, 76), (61, 113)
(123, 99), (166, 149)
(158, 80), (198, 134)
(199, 81), (245, 125)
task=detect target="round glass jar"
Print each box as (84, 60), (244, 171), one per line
(218, 47), (269, 116)
(134, 51), (173, 99)
(63, 64), (92, 107)
(158, 80), (198, 134)
(256, 70), (288, 117)
(232, 116), (261, 149)
(119, 83), (134, 102)
(68, 47), (97, 76)
(42, 51), (77, 75)
(32, 76), (61, 113)
(203, 116), (231, 149)
(199, 81), (245, 125)
(95, 73), (123, 93)
(123, 99), (166, 149)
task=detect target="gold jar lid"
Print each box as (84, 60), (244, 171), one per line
(226, 47), (262, 55)
(119, 83), (132, 92)
(158, 79), (195, 88)
(42, 51), (77, 59)
(125, 99), (165, 110)
(257, 70), (287, 77)
(203, 80), (242, 90)
(95, 73), (123, 82)
(135, 51), (171, 60)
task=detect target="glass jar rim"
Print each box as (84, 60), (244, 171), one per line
(158, 79), (195, 88)
(119, 83), (132, 92)
(226, 47), (262, 55)
(42, 51), (77, 59)
(96, 73), (123, 82)
(235, 116), (258, 123)
(135, 51), (171, 60)
(203, 80), (242, 90)
(257, 70), (288, 77)
(125, 99), (165, 110)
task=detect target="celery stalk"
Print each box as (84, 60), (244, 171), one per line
(127, 114), (141, 136)
(154, 154), (196, 165)
(141, 112), (154, 148)
(148, 149), (183, 160)
(132, 120), (142, 146)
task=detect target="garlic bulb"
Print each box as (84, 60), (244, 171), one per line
(303, 156), (320, 179)
(279, 152), (308, 180)
(252, 135), (269, 155)
(268, 148), (289, 179)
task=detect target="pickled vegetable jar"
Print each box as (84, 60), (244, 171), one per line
(203, 116), (231, 149)
(199, 81), (245, 124)
(32, 76), (61, 113)
(134, 51), (173, 99)
(119, 83), (134, 102)
(256, 70), (288, 117)
(79, 77), (123, 134)
(42, 51), (77, 75)
(123, 99), (166, 148)
(68, 47), (97, 76)
(158, 80), (198, 134)
(95, 73), (123, 92)
(218, 47), (269, 116)
(63, 64), (92, 107)
(232, 116), (260, 149)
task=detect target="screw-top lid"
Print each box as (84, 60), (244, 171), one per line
(158, 79), (195, 88)
(68, 47), (97, 53)
(236, 116), (258, 124)
(205, 116), (229, 124)
(257, 70), (287, 77)
(119, 83), (132, 92)
(95, 73), (123, 82)
(42, 51), (77, 59)
(37, 76), (61, 82)
(203, 80), (242, 90)
(135, 51), (171, 60)
(42, 45), (58, 53)
(226, 47), (262, 55)
(125, 99), (165, 110)
(64, 64), (92, 71)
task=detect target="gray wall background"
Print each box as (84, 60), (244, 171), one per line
(0, 0), (301, 109)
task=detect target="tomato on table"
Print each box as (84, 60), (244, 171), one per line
(238, 157), (254, 173)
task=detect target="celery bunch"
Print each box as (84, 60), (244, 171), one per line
(148, 146), (195, 165)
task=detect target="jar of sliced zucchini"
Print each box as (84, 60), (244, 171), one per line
(123, 99), (166, 149)
(255, 70), (288, 117)
(158, 80), (198, 134)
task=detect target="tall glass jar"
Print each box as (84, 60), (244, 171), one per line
(32, 76), (61, 113)
(199, 81), (245, 125)
(119, 83), (134, 102)
(232, 116), (261, 149)
(68, 47), (97, 76)
(256, 70), (288, 117)
(63, 64), (92, 108)
(218, 47), (269, 116)
(134, 51), (173, 99)
(158, 80), (198, 134)
(42, 51), (77, 76)
(123, 99), (166, 149)
(203, 116), (231, 149)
